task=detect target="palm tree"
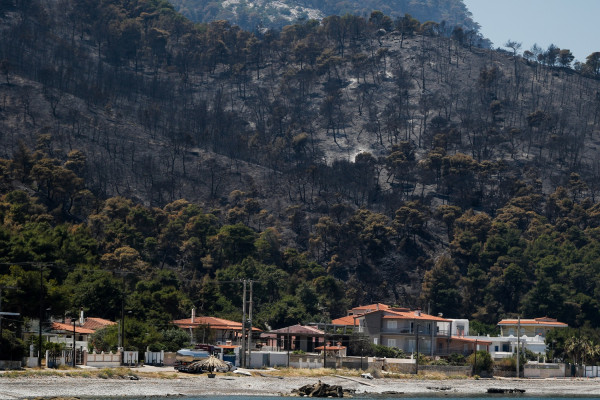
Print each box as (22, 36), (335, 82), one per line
(565, 336), (596, 366)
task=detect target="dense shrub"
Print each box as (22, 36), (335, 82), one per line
(0, 330), (27, 360)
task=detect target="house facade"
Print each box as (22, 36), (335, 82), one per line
(466, 316), (568, 360)
(355, 308), (452, 356)
(172, 309), (261, 346)
(498, 317), (568, 338)
(262, 324), (325, 352)
(46, 313), (117, 351)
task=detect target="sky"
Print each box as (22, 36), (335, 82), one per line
(462, 0), (600, 63)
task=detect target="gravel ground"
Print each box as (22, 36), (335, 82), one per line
(1, 367), (600, 398)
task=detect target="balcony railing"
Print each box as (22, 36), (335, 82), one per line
(380, 328), (450, 336)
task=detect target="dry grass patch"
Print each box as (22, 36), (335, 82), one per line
(380, 371), (469, 380)
(264, 367), (362, 377)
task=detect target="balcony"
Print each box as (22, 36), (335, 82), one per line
(380, 328), (450, 337)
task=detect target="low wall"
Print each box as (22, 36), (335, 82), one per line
(524, 363), (567, 378)
(492, 368), (516, 377)
(585, 365), (600, 378)
(420, 365), (472, 376)
(289, 354), (323, 369)
(372, 358), (471, 376)
(248, 352), (288, 368)
(84, 351), (121, 368)
(0, 360), (22, 369)
(340, 356), (367, 370)
(25, 357), (38, 367)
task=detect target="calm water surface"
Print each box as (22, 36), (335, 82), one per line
(141, 397), (600, 400)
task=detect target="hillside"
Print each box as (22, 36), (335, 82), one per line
(1, 0), (600, 334)
(169, 0), (482, 34)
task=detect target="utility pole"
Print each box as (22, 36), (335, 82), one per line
(119, 290), (124, 349)
(323, 325), (327, 368)
(38, 265), (44, 367)
(474, 339), (477, 375)
(287, 327), (290, 367)
(516, 316), (520, 378)
(415, 324), (420, 375)
(72, 318), (76, 367)
(319, 306), (328, 369)
(241, 280), (247, 368)
(247, 280), (253, 367)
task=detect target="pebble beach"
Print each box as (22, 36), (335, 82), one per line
(2, 366), (600, 399)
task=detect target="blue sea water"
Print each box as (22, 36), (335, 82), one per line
(166, 397), (600, 400)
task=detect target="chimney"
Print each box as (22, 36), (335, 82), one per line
(414, 309), (421, 317)
(79, 307), (84, 326)
(191, 307), (196, 323)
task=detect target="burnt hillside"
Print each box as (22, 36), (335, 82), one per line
(1, 0), (600, 326)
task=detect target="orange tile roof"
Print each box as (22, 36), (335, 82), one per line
(351, 303), (389, 312)
(315, 345), (346, 350)
(331, 316), (357, 326)
(172, 316), (262, 331)
(498, 317), (568, 328)
(450, 336), (492, 345)
(82, 317), (117, 331)
(51, 322), (95, 334)
(217, 345), (240, 349)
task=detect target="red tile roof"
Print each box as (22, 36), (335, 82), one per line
(172, 316), (262, 331)
(498, 317), (568, 328)
(82, 317), (117, 331)
(51, 322), (95, 334)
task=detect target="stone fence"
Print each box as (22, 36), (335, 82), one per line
(0, 360), (22, 369)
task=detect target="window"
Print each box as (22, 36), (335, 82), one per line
(535, 328), (544, 336)
(387, 320), (397, 330)
(373, 338), (378, 345)
(494, 346), (499, 352)
(508, 328), (515, 336)
(388, 339), (396, 347)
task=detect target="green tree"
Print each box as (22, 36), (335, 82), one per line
(421, 256), (462, 317)
(467, 350), (493, 374)
(585, 52), (600, 76)
(0, 329), (27, 360)
(213, 223), (256, 264)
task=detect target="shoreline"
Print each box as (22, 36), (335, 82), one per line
(1, 367), (600, 399)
